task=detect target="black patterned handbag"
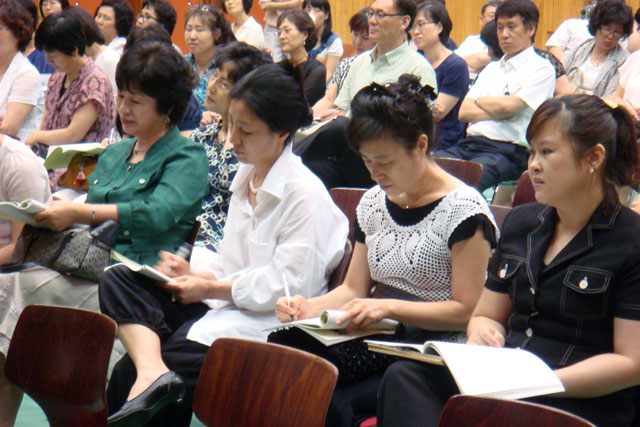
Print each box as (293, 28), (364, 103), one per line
(10, 220), (119, 281)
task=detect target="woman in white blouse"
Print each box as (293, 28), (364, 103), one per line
(99, 63), (349, 426)
(275, 75), (497, 425)
(610, 49), (640, 120)
(222, 0), (264, 49)
(0, 0), (42, 141)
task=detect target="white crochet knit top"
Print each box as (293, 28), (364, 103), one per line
(357, 185), (498, 302)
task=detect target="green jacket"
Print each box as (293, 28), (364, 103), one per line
(87, 126), (208, 265)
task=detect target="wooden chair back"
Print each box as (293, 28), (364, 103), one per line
(512, 170), (536, 207)
(341, 43), (356, 59)
(438, 395), (595, 427)
(435, 158), (483, 188)
(193, 338), (338, 427)
(5, 305), (116, 427)
(489, 205), (512, 232)
(328, 240), (352, 291)
(329, 187), (367, 246)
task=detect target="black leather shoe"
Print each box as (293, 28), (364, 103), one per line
(107, 371), (185, 427)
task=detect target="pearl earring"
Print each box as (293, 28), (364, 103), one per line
(589, 166), (595, 174)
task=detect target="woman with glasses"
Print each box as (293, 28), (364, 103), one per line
(274, 75), (497, 425)
(563, 0), (633, 98)
(277, 9), (326, 105)
(222, 0), (264, 49)
(136, 0), (176, 37)
(38, 0), (68, 19)
(410, 1), (468, 150)
(184, 5), (236, 111)
(93, 0), (134, 55)
(303, 0), (343, 83)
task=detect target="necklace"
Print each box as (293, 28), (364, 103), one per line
(133, 143), (151, 155)
(249, 174), (261, 194)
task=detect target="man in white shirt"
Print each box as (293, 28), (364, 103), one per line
(455, 0), (501, 79)
(300, 0), (436, 188)
(435, 0), (555, 191)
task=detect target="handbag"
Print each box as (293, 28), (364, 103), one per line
(10, 220), (119, 281)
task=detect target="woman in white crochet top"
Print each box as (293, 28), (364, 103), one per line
(274, 74), (498, 425)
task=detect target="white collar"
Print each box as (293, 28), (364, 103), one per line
(499, 45), (535, 70)
(230, 144), (295, 201)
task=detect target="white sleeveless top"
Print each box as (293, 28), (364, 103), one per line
(357, 185), (497, 302)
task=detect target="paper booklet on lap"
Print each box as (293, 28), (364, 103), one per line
(44, 142), (104, 169)
(105, 250), (175, 283)
(365, 340), (565, 400)
(0, 199), (48, 225)
(264, 310), (399, 346)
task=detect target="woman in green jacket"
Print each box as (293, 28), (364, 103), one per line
(0, 41), (208, 424)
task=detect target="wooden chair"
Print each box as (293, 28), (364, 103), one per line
(438, 395), (595, 427)
(435, 158), (483, 188)
(5, 305), (117, 427)
(512, 171), (536, 207)
(328, 239), (353, 291)
(489, 204), (512, 232)
(329, 187), (367, 246)
(193, 337), (339, 427)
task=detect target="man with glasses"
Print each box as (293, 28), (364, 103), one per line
(299, 0), (436, 189)
(136, 0), (176, 36)
(435, 0), (554, 192)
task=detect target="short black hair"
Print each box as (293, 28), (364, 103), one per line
(68, 6), (105, 46)
(303, 0), (333, 45)
(185, 5), (236, 46)
(635, 7), (640, 25)
(277, 9), (318, 52)
(347, 74), (437, 153)
(94, 0), (134, 37)
(116, 41), (197, 126)
(230, 63), (313, 142)
(141, 0), (176, 35)
(0, 0), (34, 51)
(588, 0), (633, 38)
(394, 0), (417, 33)
(480, 19), (503, 59)
(38, 0), (69, 19)
(221, 0), (253, 15)
(35, 11), (86, 55)
(495, 0), (539, 39)
(349, 7), (370, 34)
(213, 41), (273, 85)
(124, 22), (172, 51)
(416, 1), (452, 45)
(481, 0), (502, 16)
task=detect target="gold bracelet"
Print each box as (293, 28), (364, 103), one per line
(91, 205), (96, 223)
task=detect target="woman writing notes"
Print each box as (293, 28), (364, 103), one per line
(100, 63), (348, 426)
(0, 41), (208, 426)
(274, 75), (497, 425)
(377, 95), (640, 427)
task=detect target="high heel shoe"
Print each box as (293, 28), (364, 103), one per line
(107, 371), (185, 427)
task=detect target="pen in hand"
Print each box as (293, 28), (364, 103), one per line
(283, 272), (294, 321)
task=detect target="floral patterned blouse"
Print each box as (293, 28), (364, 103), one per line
(185, 53), (216, 112)
(43, 58), (115, 142)
(190, 121), (239, 251)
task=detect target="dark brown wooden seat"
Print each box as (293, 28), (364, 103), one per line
(435, 158), (483, 188)
(193, 337), (339, 427)
(329, 187), (367, 246)
(512, 170), (536, 207)
(328, 239), (353, 291)
(438, 395), (595, 427)
(5, 305), (117, 427)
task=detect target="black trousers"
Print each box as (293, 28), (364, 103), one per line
(294, 116), (375, 189)
(377, 360), (638, 427)
(99, 265), (210, 426)
(435, 135), (528, 191)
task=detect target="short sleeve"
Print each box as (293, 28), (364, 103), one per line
(546, 20), (571, 48)
(354, 216), (365, 243)
(303, 60), (327, 106)
(614, 260), (640, 320)
(447, 213), (497, 249)
(438, 54), (470, 98)
(326, 36), (344, 57)
(334, 59), (357, 110)
(513, 60), (556, 111)
(8, 64), (40, 106)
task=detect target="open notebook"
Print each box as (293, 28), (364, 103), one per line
(265, 310), (398, 346)
(105, 250), (175, 283)
(0, 199), (48, 225)
(366, 340), (564, 400)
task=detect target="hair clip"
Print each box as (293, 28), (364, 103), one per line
(370, 82), (392, 96)
(419, 85), (437, 101)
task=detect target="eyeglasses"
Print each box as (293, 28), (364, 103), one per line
(188, 3), (212, 12)
(136, 13), (156, 23)
(366, 10), (406, 20)
(42, 0), (60, 6)
(210, 72), (231, 91)
(411, 20), (435, 31)
(600, 25), (624, 38)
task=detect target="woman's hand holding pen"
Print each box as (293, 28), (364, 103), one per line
(276, 295), (313, 322)
(155, 251), (192, 278)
